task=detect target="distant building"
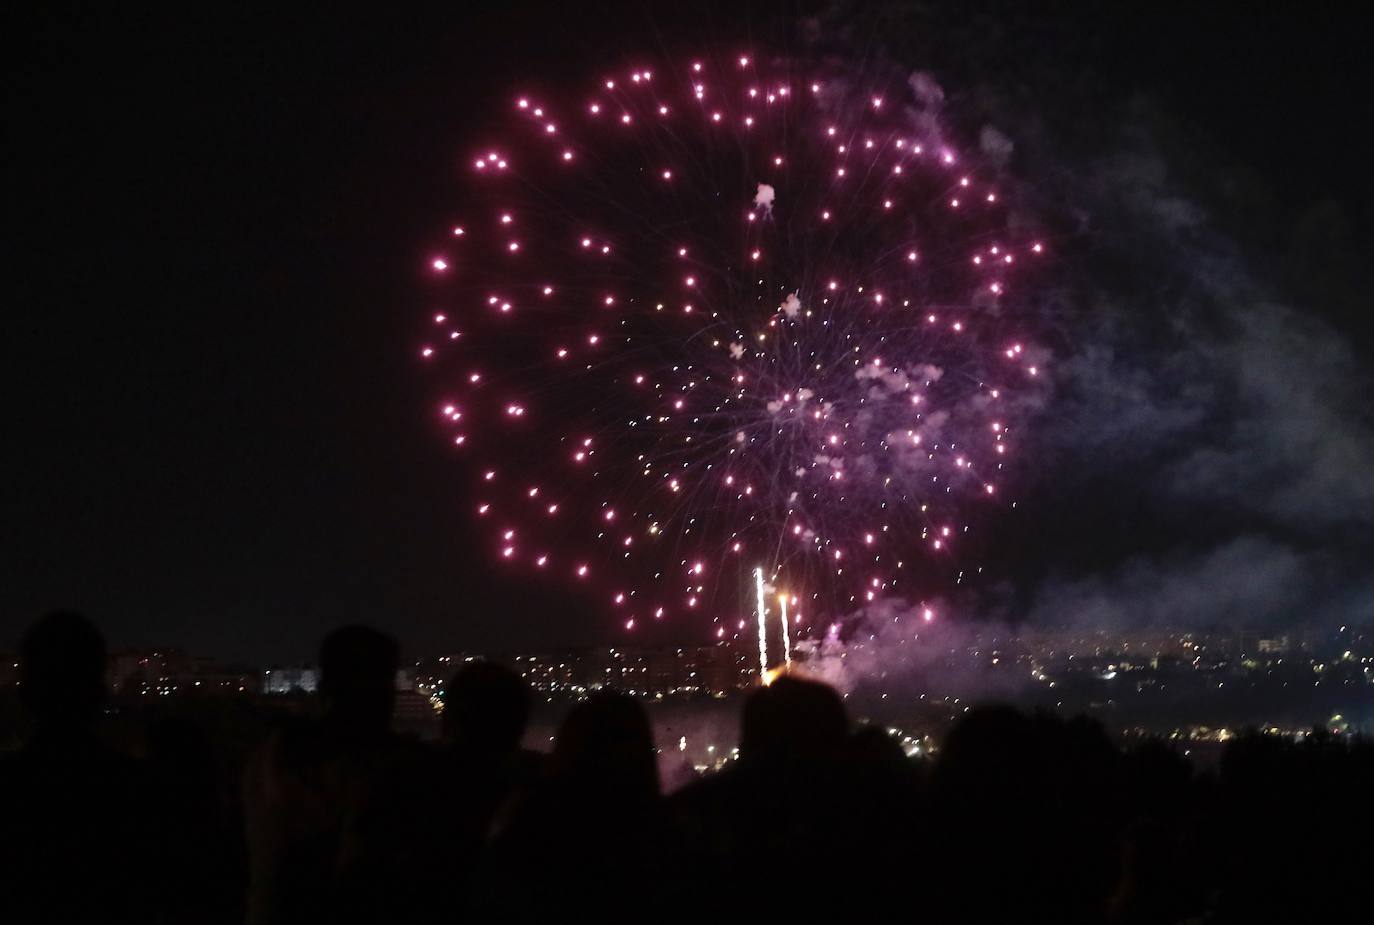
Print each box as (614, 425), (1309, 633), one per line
(393, 688), (439, 737)
(694, 643), (754, 695)
(108, 648), (258, 696)
(507, 642), (752, 698)
(190, 658), (259, 695)
(263, 667), (318, 694)
(514, 652), (579, 693)
(109, 649), (191, 694)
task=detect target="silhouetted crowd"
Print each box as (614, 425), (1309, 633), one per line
(2, 612), (1369, 923)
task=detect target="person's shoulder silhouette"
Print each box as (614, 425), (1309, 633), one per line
(0, 612), (158, 919)
(421, 660), (542, 905)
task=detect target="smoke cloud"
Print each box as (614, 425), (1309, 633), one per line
(824, 57), (1372, 694)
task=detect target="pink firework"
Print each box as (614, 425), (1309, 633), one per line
(421, 54), (1048, 640)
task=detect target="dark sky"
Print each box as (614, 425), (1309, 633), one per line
(5, 3), (1369, 662)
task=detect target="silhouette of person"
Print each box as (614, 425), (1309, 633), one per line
(145, 715), (243, 923)
(928, 705), (1128, 922)
(475, 691), (678, 916)
(428, 661), (543, 890)
(671, 675), (852, 916)
(547, 689), (660, 800)
(737, 673), (848, 768)
(0, 612), (160, 922)
(844, 723), (927, 885)
(242, 624), (417, 925)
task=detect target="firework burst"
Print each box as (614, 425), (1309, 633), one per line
(420, 53), (1048, 643)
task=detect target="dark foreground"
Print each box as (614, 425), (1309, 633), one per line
(3, 612), (1369, 923)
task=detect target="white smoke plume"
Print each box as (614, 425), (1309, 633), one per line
(754, 182), (775, 215)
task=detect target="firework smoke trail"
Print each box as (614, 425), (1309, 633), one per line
(420, 53), (1048, 641)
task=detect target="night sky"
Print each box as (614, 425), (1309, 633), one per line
(6, 3), (1370, 662)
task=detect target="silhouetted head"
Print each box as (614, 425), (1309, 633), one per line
(442, 660), (531, 753)
(934, 703), (1034, 795)
(553, 691), (658, 799)
(19, 611), (107, 730)
(318, 624), (398, 731)
(740, 675), (848, 767)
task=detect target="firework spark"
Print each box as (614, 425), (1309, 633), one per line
(421, 53), (1047, 642)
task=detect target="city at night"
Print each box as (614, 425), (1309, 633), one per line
(4, 3), (1371, 921)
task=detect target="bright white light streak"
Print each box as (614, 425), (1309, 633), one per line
(779, 593), (791, 666)
(754, 566), (768, 678)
